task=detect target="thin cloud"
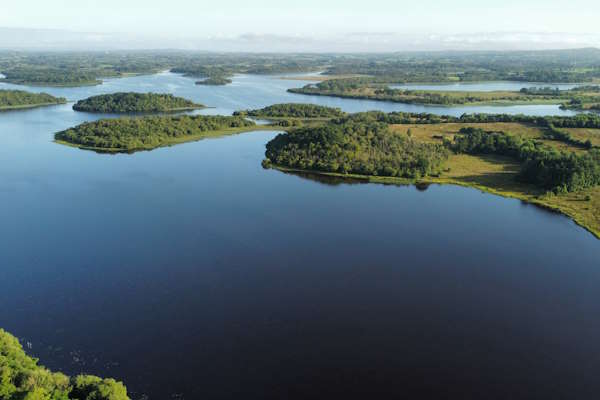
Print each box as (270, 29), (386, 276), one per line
(0, 27), (599, 52)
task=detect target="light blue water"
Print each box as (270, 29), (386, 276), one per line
(1, 72), (578, 117)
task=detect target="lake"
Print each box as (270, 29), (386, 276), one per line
(1, 71), (580, 117)
(1, 72), (599, 400)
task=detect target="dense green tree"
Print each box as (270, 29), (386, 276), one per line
(264, 120), (449, 178)
(452, 127), (600, 192)
(70, 376), (128, 400)
(195, 76), (232, 86)
(72, 93), (203, 113)
(235, 103), (345, 119)
(0, 329), (129, 400)
(0, 90), (66, 109)
(55, 115), (255, 151)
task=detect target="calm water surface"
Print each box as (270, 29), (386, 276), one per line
(1, 73), (599, 399)
(1, 71), (579, 117)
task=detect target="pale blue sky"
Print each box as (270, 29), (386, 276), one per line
(3, 0), (599, 37)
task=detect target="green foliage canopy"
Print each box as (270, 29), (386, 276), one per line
(453, 127), (600, 192)
(55, 115), (255, 151)
(0, 90), (66, 109)
(0, 329), (129, 400)
(265, 120), (449, 178)
(72, 92), (203, 113)
(235, 103), (345, 119)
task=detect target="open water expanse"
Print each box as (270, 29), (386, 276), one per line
(1, 72), (599, 399)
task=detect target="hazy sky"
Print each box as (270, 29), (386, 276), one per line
(3, 0), (600, 36)
(2, 0), (600, 51)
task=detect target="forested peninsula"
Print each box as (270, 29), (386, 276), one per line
(0, 68), (102, 87)
(55, 114), (258, 152)
(0, 328), (129, 400)
(289, 79), (600, 109)
(0, 89), (66, 110)
(260, 106), (600, 238)
(72, 92), (204, 113)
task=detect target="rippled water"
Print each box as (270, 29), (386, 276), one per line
(1, 73), (599, 400)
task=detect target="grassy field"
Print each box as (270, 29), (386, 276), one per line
(398, 123), (600, 238)
(389, 122), (599, 237)
(564, 127), (600, 147)
(427, 153), (600, 239)
(390, 122), (587, 153)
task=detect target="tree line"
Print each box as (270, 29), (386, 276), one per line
(0, 67), (101, 86)
(0, 328), (129, 400)
(4, 49), (600, 88)
(264, 119), (449, 179)
(72, 92), (203, 113)
(0, 89), (66, 108)
(195, 76), (233, 85)
(55, 115), (255, 151)
(322, 48), (600, 83)
(261, 107), (600, 194)
(235, 103), (346, 119)
(452, 127), (600, 193)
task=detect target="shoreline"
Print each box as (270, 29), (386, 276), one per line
(71, 105), (206, 114)
(0, 101), (67, 111)
(54, 125), (282, 154)
(287, 89), (567, 108)
(269, 164), (600, 240)
(0, 79), (102, 87)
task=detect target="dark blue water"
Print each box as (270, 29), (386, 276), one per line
(1, 73), (599, 400)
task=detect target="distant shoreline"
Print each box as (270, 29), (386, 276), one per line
(0, 79), (102, 87)
(0, 101), (66, 111)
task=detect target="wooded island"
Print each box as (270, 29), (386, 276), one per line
(72, 92), (204, 113)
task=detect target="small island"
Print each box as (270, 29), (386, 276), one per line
(196, 76), (233, 86)
(235, 103), (346, 119)
(170, 65), (234, 86)
(262, 107), (600, 238)
(0, 89), (66, 111)
(234, 103), (347, 128)
(72, 92), (204, 113)
(0, 328), (130, 400)
(55, 114), (260, 152)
